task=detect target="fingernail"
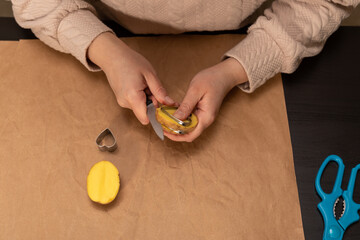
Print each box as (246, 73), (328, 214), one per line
(165, 96), (175, 105)
(173, 110), (184, 119)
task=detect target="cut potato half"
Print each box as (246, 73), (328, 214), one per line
(87, 161), (120, 204)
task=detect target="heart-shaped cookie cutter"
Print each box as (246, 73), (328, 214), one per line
(96, 128), (117, 152)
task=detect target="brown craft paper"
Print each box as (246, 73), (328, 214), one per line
(0, 41), (18, 74)
(0, 35), (304, 239)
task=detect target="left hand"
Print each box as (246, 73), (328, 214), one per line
(165, 58), (248, 142)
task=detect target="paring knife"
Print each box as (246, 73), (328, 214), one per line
(146, 97), (164, 140)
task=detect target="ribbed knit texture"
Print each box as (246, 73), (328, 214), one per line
(58, 10), (113, 70)
(12, 0), (360, 92)
(224, 30), (283, 92)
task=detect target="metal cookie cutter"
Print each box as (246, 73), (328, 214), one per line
(160, 106), (192, 127)
(96, 128), (117, 152)
(162, 125), (185, 135)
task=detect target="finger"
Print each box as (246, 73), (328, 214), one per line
(149, 95), (159, 107)
(145, 73), (175, 106)
(116, 97), (130, 109)
(142, 88), (157, 107)
(164, 122), (205, 142)
(173, 87), (201, 120)
(127, 90), (149, 125)
(165, 109), (216, 142)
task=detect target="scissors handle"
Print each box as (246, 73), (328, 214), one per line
(315, 155), (345, 200)
(316, 155), (345, 240)
(339, 164), (360, 230)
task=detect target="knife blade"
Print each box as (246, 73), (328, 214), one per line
(146, 99), (164, 141)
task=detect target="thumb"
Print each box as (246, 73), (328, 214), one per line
(145, 73), (175, 106)
(173, 88), (201, 120)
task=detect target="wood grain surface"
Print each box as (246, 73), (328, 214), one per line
(282, 27), (360, 240)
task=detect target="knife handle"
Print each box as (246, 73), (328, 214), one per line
(146, 94), (152, 106)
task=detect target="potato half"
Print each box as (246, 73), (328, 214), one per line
(155, 106), (198, 134)
(87, 161), (120, 204)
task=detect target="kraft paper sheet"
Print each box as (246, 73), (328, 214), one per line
(0, 35), (304, 239)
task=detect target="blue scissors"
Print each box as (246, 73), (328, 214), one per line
(315, 155), (360, 240)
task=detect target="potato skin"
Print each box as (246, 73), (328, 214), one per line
(155, 107), (198, 134)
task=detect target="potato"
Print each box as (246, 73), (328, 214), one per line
(87, 161), (120, 204)
(155, 106), (198, 134)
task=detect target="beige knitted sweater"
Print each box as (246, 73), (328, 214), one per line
(11, 0), (359, 92)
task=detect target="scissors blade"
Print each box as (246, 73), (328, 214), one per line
(338, 164), (360, 231)
(147, 103), (164, 140)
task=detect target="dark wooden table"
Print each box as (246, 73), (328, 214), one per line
(1, 17), (359, 239)
(282, 27), (360, 240)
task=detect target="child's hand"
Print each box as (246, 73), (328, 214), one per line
(165, 58), (248, 142)
(88, 32), (175, 125)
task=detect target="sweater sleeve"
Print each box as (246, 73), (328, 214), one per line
(224, 0), (360, 93)
(11, 0), (114, 71)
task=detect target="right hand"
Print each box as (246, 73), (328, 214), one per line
(88, 32), (175, 125)
(165, 58), (248, 142)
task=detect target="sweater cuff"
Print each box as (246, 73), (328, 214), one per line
(58, 10), (114, 71)
(223, 30), (284, 93)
